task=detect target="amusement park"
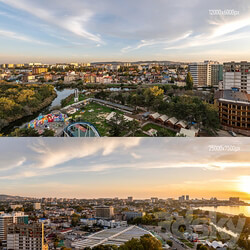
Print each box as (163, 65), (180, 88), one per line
(24, 89), (101, 137)
(18, 85), (200, 138)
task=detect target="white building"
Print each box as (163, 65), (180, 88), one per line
(33, 203), (41, 210)
(10, 205), (23, 210)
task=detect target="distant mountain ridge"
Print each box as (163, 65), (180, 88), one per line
(0, 194), (26, 200)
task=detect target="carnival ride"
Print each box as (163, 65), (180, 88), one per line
(26, 111), (68, 135)
(63, 122), (100, 137)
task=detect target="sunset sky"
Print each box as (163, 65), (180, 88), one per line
(0, 138), (249, 200)
(1, 0), (250, 63)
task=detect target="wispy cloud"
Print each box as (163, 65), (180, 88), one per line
(0, 0), (102, 43)
(0, 29), (51, 45)
(0, 138), (249, 181)
(0, 0), (250, 61)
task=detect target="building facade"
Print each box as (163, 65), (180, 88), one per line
(0, 212), (28, 242)
(7, 223), (48, 250)
(215, 90), (250, 135)
(95, 206), (114, 219)
(189, 61), (222, 87)
(223, 61), (250, 94)
(32, 67), (48, 75)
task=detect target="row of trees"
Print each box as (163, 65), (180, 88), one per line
(0, 84), (56, 131)
(95, 86), (220, 135)
(108, 113), (140, 136)
(9, 128), (55, 137)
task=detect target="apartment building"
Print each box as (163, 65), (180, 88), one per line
(223, 61), (250, 93)
(95, 206), (114, 219)
(32, 67), (48, 75)
(33, 203), (41, 210)
(215, 89), (250, 136)
(7, 223), (48, 250)
(0, 212), (28, 242)
(189, 61), (222, 87)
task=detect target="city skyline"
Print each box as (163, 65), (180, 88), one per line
(1, 0), (250, 63)
(0, 138), (249, 200)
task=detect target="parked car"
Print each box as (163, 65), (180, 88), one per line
(228, 131), (237, 137)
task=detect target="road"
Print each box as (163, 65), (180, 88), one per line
(144, 225), (192, 250)
(216, 129), (247, 137)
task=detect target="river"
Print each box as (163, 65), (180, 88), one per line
(1, 88), (75, 135)
(197, 205), (250, 217)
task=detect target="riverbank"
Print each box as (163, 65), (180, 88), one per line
(0, 89), (57, 135)
(196, 204), (250, 217)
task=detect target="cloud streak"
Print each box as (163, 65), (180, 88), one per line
(0, 0), (102, 43)
(0, 138), (249, 180)
(0, 29), (51, 45)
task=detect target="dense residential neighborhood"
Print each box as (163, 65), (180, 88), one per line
(0, 194), (249, 250)
(0, 61), (249, 137)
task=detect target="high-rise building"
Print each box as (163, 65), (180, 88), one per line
(211, 64), (223, 85)
(7, 223), (48, 250)
(151, 197), (158, 203)
(127, 197), (133, 202)
(189, 61), (222, 87)
(0, 212), (28, 242)
(186, 195), (189, 201)
(0, 215), (13, 242)
(178, 195), (185, 202)
(223, 61), (250, 93)
(95, 206), (114, 219)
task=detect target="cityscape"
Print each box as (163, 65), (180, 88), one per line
(0, 138), (250, 249)
(0, 60), (250, 137)
(0, 0), (249, 137)
(0, 0), (250, 250)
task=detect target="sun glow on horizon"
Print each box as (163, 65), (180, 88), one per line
(239, 176), (250, 194)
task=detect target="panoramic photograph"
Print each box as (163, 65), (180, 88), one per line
(0, 0), (250, 250)
(0, 138), (250, 249)
(0, 0), (249, 137)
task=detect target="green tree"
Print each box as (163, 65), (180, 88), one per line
(71, 213), (80, 227)
(108, 113), (129, 136)
(186, 72), (193, 90)
(119, 238), (144, 250)
(10, 128), (39, 137)
(197, 244), (208, 250)
(128, 120), (140, 136)
(140, 234), (162, 250)
(166, 240), (172, 247)
(42, 129), (55, 137)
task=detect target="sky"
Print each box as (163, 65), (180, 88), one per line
(0, 138), (250, 200)
(1, 0), (250, 63)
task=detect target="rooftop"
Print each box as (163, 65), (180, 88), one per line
(71, 225), (153, 249)
(215, 90), (250, 104)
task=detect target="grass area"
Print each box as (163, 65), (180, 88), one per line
(142, 123), (176, 137)
(132, 130), (150, 137)
(69, 102), (123, 136)
(180, 239), (194, 248)
(65, 93), (85, 106)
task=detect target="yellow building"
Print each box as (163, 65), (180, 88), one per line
(32, 67), (48, 75)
